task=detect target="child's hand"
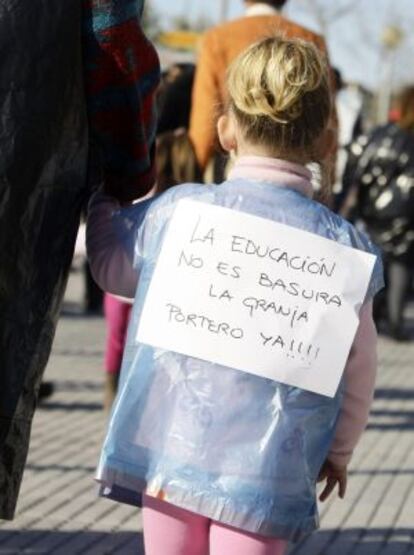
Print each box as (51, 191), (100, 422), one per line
(317, 459), (347, 502)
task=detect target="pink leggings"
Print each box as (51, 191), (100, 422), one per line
(143, 495), (288, 555)
(104, 294), (132, 374)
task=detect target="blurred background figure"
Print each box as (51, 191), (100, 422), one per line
(341, 86), (414, 341)
(189, 0), (331, 180)
(103, 62), (201, 410)
(331, 69), (366, 212)
(156, 61), (201, 187)
(158, 63), (196, 134)
(73, 206), (103, 316)
(83, 238), (104, 314)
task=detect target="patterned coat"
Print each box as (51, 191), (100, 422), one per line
(345, 123), (414, 263)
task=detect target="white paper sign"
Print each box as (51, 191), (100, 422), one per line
(137, 199), (376, 397)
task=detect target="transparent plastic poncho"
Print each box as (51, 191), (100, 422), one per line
(96, 180), (383, 541)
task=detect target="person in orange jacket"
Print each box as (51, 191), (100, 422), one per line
(190, 0), (334, 174)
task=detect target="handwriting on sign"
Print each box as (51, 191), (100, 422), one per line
(137, 199), (375, 397)
(259, 333), (320, 363)
(173, 211), (343, 364)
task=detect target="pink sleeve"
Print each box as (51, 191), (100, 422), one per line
(328, 301), (378, 467)
(86, 192), (139, 298)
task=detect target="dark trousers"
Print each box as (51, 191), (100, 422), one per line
(84, 259), (103, 312)
(387, 260), (412, 331)
(375, 257), (413, 333)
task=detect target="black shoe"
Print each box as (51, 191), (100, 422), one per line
(38, 381), (54, 401)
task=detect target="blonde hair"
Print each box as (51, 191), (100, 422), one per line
(227, 36), (331, 157)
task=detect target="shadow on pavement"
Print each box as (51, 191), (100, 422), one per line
(367, 408), (414, 431)
(51, 348), (103, 358)
(53, 380), (103, 392)
(367, 389), (414, 430)
(25, 463), (97, 473)
(38, 401), (102, 412)
(1, 527), (412, 555)
(290, 527), (414, 554)
(349, 468), (414, 476)
(0, 529), (144, 554)
(375, 388), (414, 400)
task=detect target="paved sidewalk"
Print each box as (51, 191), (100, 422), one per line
(0, 270), (413, 554)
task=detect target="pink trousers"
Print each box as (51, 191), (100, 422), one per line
(142, 495), (288, 555)
(103, 293), (132, 374)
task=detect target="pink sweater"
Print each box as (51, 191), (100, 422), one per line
(87, 156), (378, 468)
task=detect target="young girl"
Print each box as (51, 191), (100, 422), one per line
(87, 37), (383, 555)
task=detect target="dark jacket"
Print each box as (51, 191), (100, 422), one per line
(0, 0), (158, 520)
(344, 123), (414, 263)
(0, 0), (88, 519)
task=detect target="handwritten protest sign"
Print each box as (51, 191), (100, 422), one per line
(137, 199), (376, 397)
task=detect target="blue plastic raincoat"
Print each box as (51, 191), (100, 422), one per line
(95, 178), (383, 541)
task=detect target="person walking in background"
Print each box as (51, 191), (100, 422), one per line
(156, 61), (202, 188)
(341, 87), (414, 341)
(157, 63), (196, 135)
(155, 62), (202, 188)
(189, 0), (331, 175)
(87, 37), (382, 554)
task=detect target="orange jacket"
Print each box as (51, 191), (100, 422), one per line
(190, 14), (330, 170)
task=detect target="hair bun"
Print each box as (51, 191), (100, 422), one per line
(228, 36), (328, 125)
